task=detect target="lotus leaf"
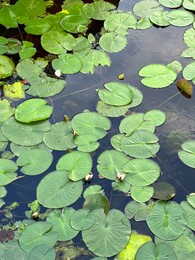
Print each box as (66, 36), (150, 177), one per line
(181, 201), (195, 231)
(144, 109), (166, 126)
(52, 54), (82, 74)
(187, 193), (195, 208)
(96, 101), (130, 117)
(19, 222), (58, 253)
(0, 240), (29, 260)
(83, 194), (110, 214)
(123, 159), (160, 186)
(135, 241), (177, 259)
(82, 209), (131, 257)
(167, 10), (194, 26)
(26, 76), (66, 98)
(149, 10), (170, 27)
(99, 32), (127, 53)
(121, 130), (160, 158)
(43, 121), (76, 151)
(183, 62), (195, 81)
(159, 0), (182, 8)
(104, 12), (137, 35)
(70, 209), (95, 231)
(3, 82), (25, 100)
(83, 185), (104, 199)
(74, 134), (99, 152)
(178, 140), (195, 168)
(56, 151), (92, 181)
(46, 208), (79, 241)
(84, 2), (115, 20)
(98, 82), (133, 106)
(133, 0), (163, 18)
(116, 231), (152, 260)
(97, 150), (130, 180)
(71, 111), (111, 139)
(125, 201), (148, 221)
(60, 14), (90, 33)
(16, 149), (53, 175)
(0, 99), (14, 124)
(29, 244), (56, 260)
(37, 170), (83, 208)
(15, 98), (53, 123)
(25, 18), (51, 35)
(130, 186), (154, 203)
(119, 113), (155, 136)
(139, 64), (177, 88)
(146, 201), (187, 240)
(0, 158), (18, 186)
(183, 28), (195, 48)
(2, 117), (51, 146)
(0, 55), (15, 79)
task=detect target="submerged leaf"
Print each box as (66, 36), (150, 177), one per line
(177, 78), (192, 98)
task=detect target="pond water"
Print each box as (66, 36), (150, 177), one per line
(1, 0), (195, 259)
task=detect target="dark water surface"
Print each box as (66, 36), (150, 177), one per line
(2, 0), (195, 258)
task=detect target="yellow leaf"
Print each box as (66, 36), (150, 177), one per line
(3, 82), (25, 100)
(60, 9), (69, 14)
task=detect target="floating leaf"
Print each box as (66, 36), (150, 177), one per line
(167, 10), (194, 26)
(149, 10), (170, 27)
(0, 159), (17, 186)
(183, 0), (195, 10)
(99, 32), (127, 53)
(178, 140), (195, 168)
(84, 1), (115, 20)
(0, 55), (15, 79)
(187, 193), (195, 208)
(60, 14), (90, 33)
(37, 170), (83, 208)
(70, 209), (95, 231)
(123, 159), (160, 186)
(135, 241), (177, 260)
(74, 134), (99, 152)
(183, 28), (195, 48)
(96, 101), (130, 117)
(139, 64), (177, 88)
(19, 41), (36, 60)
(83, 194), (110, 214)
(43, 121), (76, 151)
(10, 142), (51, 156)
(181, 48), (195, 59)
(152, 182), (176, 200)
(71, 111), (111, 139)
(52, 54), (82, 74)
(0, 5), (18, 28)
(0, 99), (14, 124)
(146, 201), (187, 240)
(15, 98), (53, 123)
(104, 12), (137, 35)
(110, 134), (123, 151)
(6, 38), (22, 54)
(82, 209), (131, 257)
(177, 78), (192, 98)
(2, 117), (51, 146)
(159, 0), (182, 8)
(0, 240), (29, 260)
(0, 186), (7, 198)
(133, 0), (163, 18)
(116, 230), (152, 260)
(56, 151), (92, 181)
(19, 222), (58, 253)
(136, 18), (152, 29)
(181, 201), (195, 231)
(144, 109), (166, 126)
(97, 150), (129, 180)
(3, 82), (25, 100)
(16, 149), (53, 175)
(29, 244), (56, 260)
(131, 186), (154, 203)
(98, 82), (133, 106)
(83, 185), (104, 199)
(47, 208), (79, 241)
(125, 201), (148, 221)
(183, 62), (195, 81)
(25, 18), (51, 35)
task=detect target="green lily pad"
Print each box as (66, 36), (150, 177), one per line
(125, 201), (148, 221)
(183, 62), (195, 81)
(29, 244), (56, 260)
(0, 240), (29, 260)
(96, 101), (130, 117)
(83, 194), (110, 214)
(56, 151), (92, 181)
(181, 201), (195, 231)
(136, 18), (153, 29)
(183, 0), (195, 11)
(123, 159), (160, 186)
(52, 54), (82, 74)
(120, 130), (160, 158)
(130, 186), (154, 203)
(110, 134), (123, 151)
(178, 140), (195, 168)
(19, 41), (36, 60)
(146, 201), (187, 240)
(0, 55), (15, 79)
(71, 111), (111, 139)
(74, 134), (99, 152)
(84, 1), (115, 20)
(0, 99), (14, 124)
(144, 109), (166, 126)
(98, 82), (133, 106)
(97, 150), (129, 180)
(16, 149), (53, 175)
(15, 98), (53, 123)
(60, 14), (90, 33)
(10, 142), (51, 156)
(159, 0), (182, 8)
(19, 222), (58, 253)
(37, 170), (83, 208)
(0, 5), (18, 28)
(187, 193), (195, 208)
(82, 209), (131, 257)
(149, 10), (170, 27)
(139, 64), (177, 88)
(133, 0), (163, 18)
(43, 121), (76, 151)
(70, 208), (95, 231)
(152, 182), (176, 200)
(2, 117), (51, 146)
(0, 186), (7, 198)
(99, 32), (127, 53)
(83, 185), (104, 199)
(47, 208), (79, 241)
(0, 158), (18, 186)
(167, 10), (194, 26)
(183, 28), (195, 48)
(24, 18), (51, 35)
(135, 241), (177, 260)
